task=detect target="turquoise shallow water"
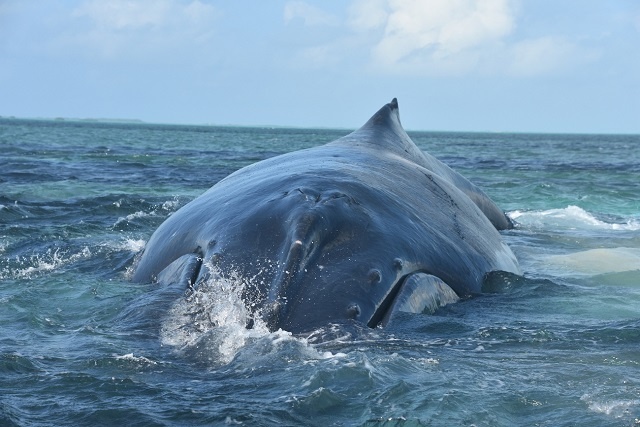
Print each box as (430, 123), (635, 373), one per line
(1, 118), (639, 426)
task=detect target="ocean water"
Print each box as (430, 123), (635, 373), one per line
(1, 118), (639, 426)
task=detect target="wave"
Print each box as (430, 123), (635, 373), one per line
(0, 246), (93, 280)
(113, 211), (153, 227)
(111, 197), (186, 231)
(0, 237), (144, 281)
(506, 206), (640, 281)
(509, 205), (640, 231)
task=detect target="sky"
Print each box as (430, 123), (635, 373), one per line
(1, 0), (639, 133)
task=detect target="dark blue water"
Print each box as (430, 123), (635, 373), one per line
(1, 118), (639, 426)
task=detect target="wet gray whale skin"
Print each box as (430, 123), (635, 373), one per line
(133, 99), (520, 333)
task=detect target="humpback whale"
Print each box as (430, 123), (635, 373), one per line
(133, 99), (519, 333)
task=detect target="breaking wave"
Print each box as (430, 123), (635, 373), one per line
(509, 205), (640, 231)
(0, 237), (144, 281)
(0, 246), (92, 280)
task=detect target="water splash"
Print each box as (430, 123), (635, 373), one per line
(159, 264), (278, 365)
(157, 262), (354, 366)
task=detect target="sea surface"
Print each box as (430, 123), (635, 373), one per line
(1, 118), (639, 426)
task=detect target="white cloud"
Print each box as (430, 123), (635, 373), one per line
(347, 0), (388, 32)
(285, 0), (602, 77)
(73, 0), (169, 30)
(369, 0), (515, 72)
(58, 0), (218, 60)
(284, 1), (339, 26)
(508, 37), (571, 76)
(285, 0), (517, 75)
(507, 36), (600, 77)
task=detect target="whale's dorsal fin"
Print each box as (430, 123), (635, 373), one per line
(363, 97), (401, 130)
(332, 98), (427, 164)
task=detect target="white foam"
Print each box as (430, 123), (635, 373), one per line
(113, 198), (183, 227)
(546, 247), (640, 276)
(114, 210), (152, 227)
(509, 205), (640, 231)
(161, 198), (180, 211)
(109, 238), (146, 253)
(1, 246), (92, 280)
(582, 394), (640, 418)
(114, 353), (157, 365)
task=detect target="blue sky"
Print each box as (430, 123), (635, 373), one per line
(1, 0), (639, 133)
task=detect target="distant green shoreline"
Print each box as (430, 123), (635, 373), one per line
(1, 115), (638, 136)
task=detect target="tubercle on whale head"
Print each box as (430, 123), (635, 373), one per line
(265, 257), (422, 333)
(262, 230), (419, 333)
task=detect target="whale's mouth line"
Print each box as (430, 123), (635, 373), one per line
(367, 274), (410, 328)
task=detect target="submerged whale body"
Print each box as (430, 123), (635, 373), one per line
(133, 99), (520, 333)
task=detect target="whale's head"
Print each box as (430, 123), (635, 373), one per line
(200, 183), (458, 333)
